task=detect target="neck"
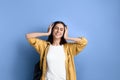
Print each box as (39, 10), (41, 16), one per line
(52, 38), (61, 46)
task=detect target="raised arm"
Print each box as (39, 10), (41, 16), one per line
(26, 24), (53, 39)
(64, 27), (84, 42)
(25, 24), (53, 55)
(64, 27), (88, 56)
(26, 32), (49, 38)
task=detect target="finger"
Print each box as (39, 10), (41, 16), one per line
(51, 23), (54, 28)
(65, 27), (67, 30)
(49, 23), (54, 28)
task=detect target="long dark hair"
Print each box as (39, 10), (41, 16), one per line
(47, 21), (67, 45)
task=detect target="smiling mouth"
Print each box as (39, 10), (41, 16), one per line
(56, 34), (60, 36)
(55, 33), (61, 36)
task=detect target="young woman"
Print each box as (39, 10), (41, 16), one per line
(26, 21), (88, 80)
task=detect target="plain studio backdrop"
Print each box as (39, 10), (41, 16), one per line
(0, 0), (120, 80)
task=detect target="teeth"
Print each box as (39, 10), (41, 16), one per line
(56, 34), (60, 36)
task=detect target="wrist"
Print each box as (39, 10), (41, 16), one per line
(46, 32), (50, 36)
(65, 37), (69, 40)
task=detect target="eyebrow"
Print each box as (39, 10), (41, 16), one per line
(55, 26), (64, 29)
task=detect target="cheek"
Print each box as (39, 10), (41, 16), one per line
(52, 30), (57, 36)
(53, 29), (57, 32)
(61, 31), (64, 35)
(52, 31), (55, 35)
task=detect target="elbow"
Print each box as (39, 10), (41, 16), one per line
(84, 38), (88, 45)
(81, 37), (88, 46)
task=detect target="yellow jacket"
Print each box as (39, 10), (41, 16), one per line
(27, 37), (88, 80)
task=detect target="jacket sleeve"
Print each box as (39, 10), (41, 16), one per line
(67, 37), (88, 56)
(27, 37), (47, 55)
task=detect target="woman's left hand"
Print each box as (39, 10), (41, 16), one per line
(64, 26), (68, 40)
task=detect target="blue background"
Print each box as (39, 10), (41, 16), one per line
(0, 0), (120, 80)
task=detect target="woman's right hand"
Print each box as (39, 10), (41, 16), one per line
(47, 23), (54, 36)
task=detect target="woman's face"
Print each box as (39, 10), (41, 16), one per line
(52, 23), (65, 39)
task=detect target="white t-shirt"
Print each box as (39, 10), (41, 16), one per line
(45, 44), (66, 80)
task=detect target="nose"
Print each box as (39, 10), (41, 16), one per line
(57, 29), (60, 33)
